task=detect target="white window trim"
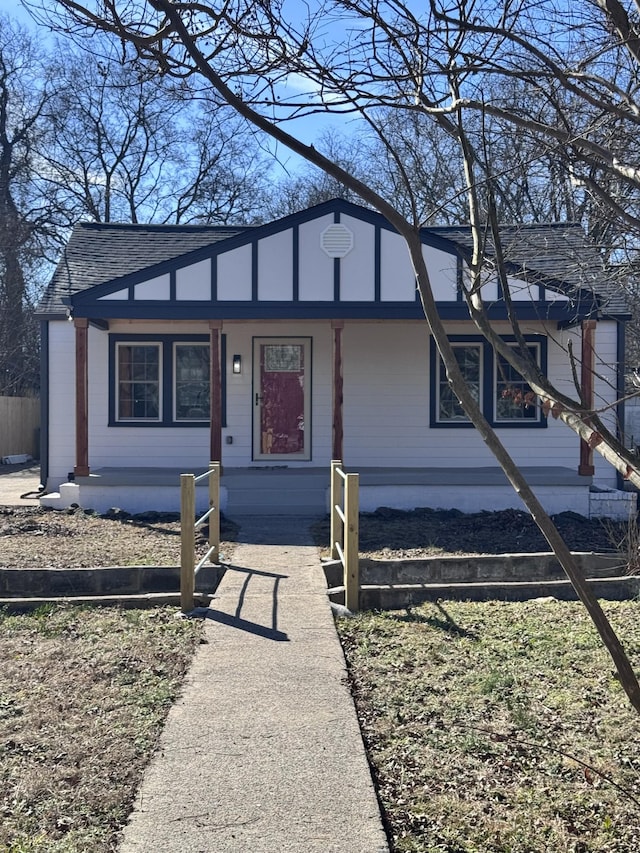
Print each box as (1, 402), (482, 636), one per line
(436, 342), (483, 424)
(173, 342), (210, 422)
(115, 341), (162, 423)
(493, 343), (541, 423)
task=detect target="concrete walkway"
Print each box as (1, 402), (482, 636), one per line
(119, 517), (389, 853)
(0, 464), (41, 506)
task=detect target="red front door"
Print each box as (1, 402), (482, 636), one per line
(253, 338), (311, 460)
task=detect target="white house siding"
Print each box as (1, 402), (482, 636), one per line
(88, 321), (211, 471)
(298, 215), (335, 301)
(134, 274), (170, 301)
(217, 245), (252, 300)
(343, 321), (430, 466)
(47, 320), (77, 486)
(46, 320), (334, 488)
(340, 320), (615, 481)
(257, 231), (293, 301)
(422, 245), (458, 300)
(592, 319), (622, 489)
(45, 316), (622, 493)
(546, 321), (621, 489)
(380, 230), (415, 301)
(340, 216), (376, 301)
(176, 260), (211, 301)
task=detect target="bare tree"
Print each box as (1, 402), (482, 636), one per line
(40, 37), (272, 225)
(38, 0), (640, 710)
(0, 16), (53, 395)
(266, 130), (369, 218)
(0, 14), (277, 397)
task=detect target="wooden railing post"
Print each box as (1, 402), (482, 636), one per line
(344, 472), (360, 613)
(330, 459), (342, 560)
(180, 474), (195, 613)
(208, 461), (220, 564)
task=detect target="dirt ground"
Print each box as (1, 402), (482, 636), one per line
(314, 505), (629, 560)
(0, 503), (626, 571)
(0, 506), (238, 568)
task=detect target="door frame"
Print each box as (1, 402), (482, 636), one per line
(252, 336), (312, 462)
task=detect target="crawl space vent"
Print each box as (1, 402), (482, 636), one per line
(320, 224), (354, 258)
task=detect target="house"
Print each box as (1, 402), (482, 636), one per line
(35, 198), (634, 518)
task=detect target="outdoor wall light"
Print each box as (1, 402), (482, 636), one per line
(232, 354), (242, 374)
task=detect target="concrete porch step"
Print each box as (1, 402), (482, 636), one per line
(223, 469), (328, 516)
(226, 490), (327, 516)
(227, 504), (326, 517)
(40, 482), (80, 509)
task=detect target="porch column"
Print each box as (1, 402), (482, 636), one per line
(209, 320), (222, 465)
(579, 319), (597, 476)
(332, 320), (344, 461)
(74, 317), (90, 477)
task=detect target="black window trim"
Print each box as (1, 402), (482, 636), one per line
(429, 334), (548, 429)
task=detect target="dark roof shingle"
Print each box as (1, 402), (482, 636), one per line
(37, 205), (628, 317)
(37, 221), (250, 315)
(429, 222), (628, 314)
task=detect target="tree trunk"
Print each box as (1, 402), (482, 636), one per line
(405, 230), (640, 714)
(0, 158), (28, 396)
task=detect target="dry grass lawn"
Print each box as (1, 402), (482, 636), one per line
(338, 599), (640, 853)
(2, 505), (640, 852)
(0, 605), (202, 853)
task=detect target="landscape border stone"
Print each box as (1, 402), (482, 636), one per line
(323, 551), (640, 609)
(0, 564), (224, 603)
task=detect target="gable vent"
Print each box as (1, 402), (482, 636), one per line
(321, 223), (354, 258)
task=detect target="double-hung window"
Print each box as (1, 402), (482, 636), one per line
(430, 335), (546, 428)
(110, 334), (225, 426)
(174, 343), (210, 421)
(437, 344), (481, 422)
(494, 345), (540, 423)
(116, 343), (161, 421)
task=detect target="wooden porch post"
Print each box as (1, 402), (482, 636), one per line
(579, 319), (597, 476)
(209, 320), (222, 466)
(74, 318), (90, 477)
(332, 320), (344, 461)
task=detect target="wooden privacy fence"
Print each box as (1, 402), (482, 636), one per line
(180, 462), (221, 612)
(330, 459), (360, 612)
(0, 396), (39, 459)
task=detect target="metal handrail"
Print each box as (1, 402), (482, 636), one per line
(180, 462), (221, 612)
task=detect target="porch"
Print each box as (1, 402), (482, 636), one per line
(38, 464), (633, 520)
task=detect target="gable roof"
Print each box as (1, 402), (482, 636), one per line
(36, 199), (627, 319)
(430, 221), (628, 316)
(38, 221), (249, 317)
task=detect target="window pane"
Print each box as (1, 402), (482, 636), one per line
(117, 344), (160, 420)
(264, 344), (302, 372)
(175, 344), (210, 420)
(495, 346), (538, 421)
(438, 345), (480, 421)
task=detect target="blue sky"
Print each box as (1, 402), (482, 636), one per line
(5, 0), (355, 177)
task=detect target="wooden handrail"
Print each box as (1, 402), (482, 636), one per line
(330, 459), (360, 612)
(180, 462), (220, 612)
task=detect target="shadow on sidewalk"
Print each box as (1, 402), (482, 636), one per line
(203, 563), (289, 642)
